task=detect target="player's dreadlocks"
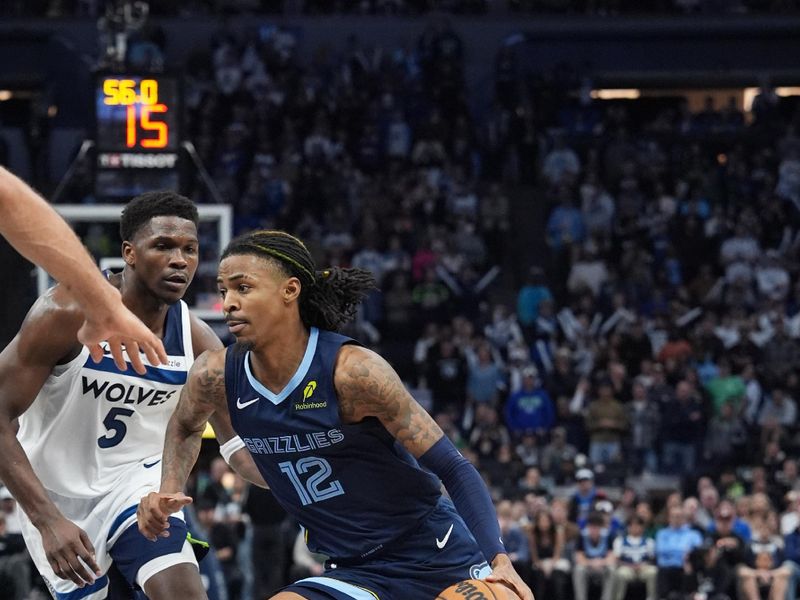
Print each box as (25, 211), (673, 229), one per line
(222, 230), (376, 331)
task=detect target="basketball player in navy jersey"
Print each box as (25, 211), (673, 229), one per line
(138, 230), (534, 600)
(0, 165), (166, 374)
(0, 192), (256, 600)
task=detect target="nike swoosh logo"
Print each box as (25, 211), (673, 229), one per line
(436, 523), (454, 549)
(237, 397), (260, 409)
(143, 460), (161, 469)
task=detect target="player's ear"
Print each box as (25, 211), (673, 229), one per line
(283, 277), (301, 304)
(122, 241), (135, 266)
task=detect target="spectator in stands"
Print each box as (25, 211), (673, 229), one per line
(684, 497), (706, 535)
(612, 488), (638, 527)
(542, 131), (581, 187)
(382, 270), (415, 339)
(758, 387), (798, 432)
(618, 320), (654, 376)
(546, 189), (586, 253)
(573, 511), (616, 600)
(585, 378), (628, 465)
(469, 403), (511, 462)
(656, 505), (703, 599)
(738, 521), (792, 600)
(704, 400), (748, 469)
(783, 508), (800, 600)
(519, 465), (548, 497)
(412, 266), (451, 325)
(244, 486), (290, 600)
(579, 170), (615, 241)
(466, 342), (505, 406)
(0, 510), (29, 600)
(199, 456), (234, 510)
(707, 503), (747, 599)
(505, 367), (556, 437)
(0, 485), (22, 537)
(657, 328), (694, 365)
(760, 326), (800, 389)
(706, 359), (745, 415)
(541, 426), (578, 483)
(685, 540), (736, 600)
(529, 508), (570, 600)
(570, 468), (600, 522)
(194, 496), (242, 599)
(610, 515), (657, 600)
(426, 336), (468, 413)
(627, 376), (661, 474)
(568, 242), (610, 298)
(661, 379), (705, 475)
(497, 500), (532, 588)
(517, 267), (553, 336)
(546, 347), (579, 400)
(484, 303), (525, 357)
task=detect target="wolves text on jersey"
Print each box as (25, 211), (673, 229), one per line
(82, 376), (177, 406)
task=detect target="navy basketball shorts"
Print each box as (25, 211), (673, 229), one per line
(111, 515), (194, 590)
(283, 498), (491, 599)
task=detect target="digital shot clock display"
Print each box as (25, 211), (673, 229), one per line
(94, 73), (181, 197)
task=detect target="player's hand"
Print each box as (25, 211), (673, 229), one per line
(78, 288), (167, 375)
(38, 515), (101, 587)
(487, 553), (535, 600)
(137, 491), (193, 542)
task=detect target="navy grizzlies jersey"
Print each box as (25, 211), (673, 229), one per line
(225, 328), (442, 560)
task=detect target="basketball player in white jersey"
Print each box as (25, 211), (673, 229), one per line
(0, 165), (167, 374)
(0, 191), (250, 600)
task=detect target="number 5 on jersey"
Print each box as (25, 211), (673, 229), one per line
(98, 407), (134, 448)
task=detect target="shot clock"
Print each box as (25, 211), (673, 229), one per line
(94, 73), (182, 198)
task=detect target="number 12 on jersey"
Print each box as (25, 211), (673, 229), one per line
(278, 457), (345, 505)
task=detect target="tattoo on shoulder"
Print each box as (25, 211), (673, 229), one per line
(186, 352), (227, 410)
(338, 349), (440, 449)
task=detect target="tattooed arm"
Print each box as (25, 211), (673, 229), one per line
(335, 345), (534, 600)
(161, 350), (226, 492)
(138, 349), (248, 541)
(335, 344), (443, 456)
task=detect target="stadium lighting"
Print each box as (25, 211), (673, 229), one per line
(590, 88), (641, 100)
(743, 86), (800, 111)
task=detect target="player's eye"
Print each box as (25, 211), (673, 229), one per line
(185, 246), (198, 255)
(238, 284), (250, 293)
(155, 243), (168, 250)
(218, 289), (226, 298)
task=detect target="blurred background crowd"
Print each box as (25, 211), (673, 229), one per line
(2, 2), (800, 600)
(3, 0), (800, 16)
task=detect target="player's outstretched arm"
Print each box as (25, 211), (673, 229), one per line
(0, 166), (166, 374)
(0, 291), (102, 587)
(335, 345), (534, 600)
(138, 349), (226, 541)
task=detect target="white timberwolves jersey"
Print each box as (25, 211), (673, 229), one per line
(16, 300), (194, 597)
